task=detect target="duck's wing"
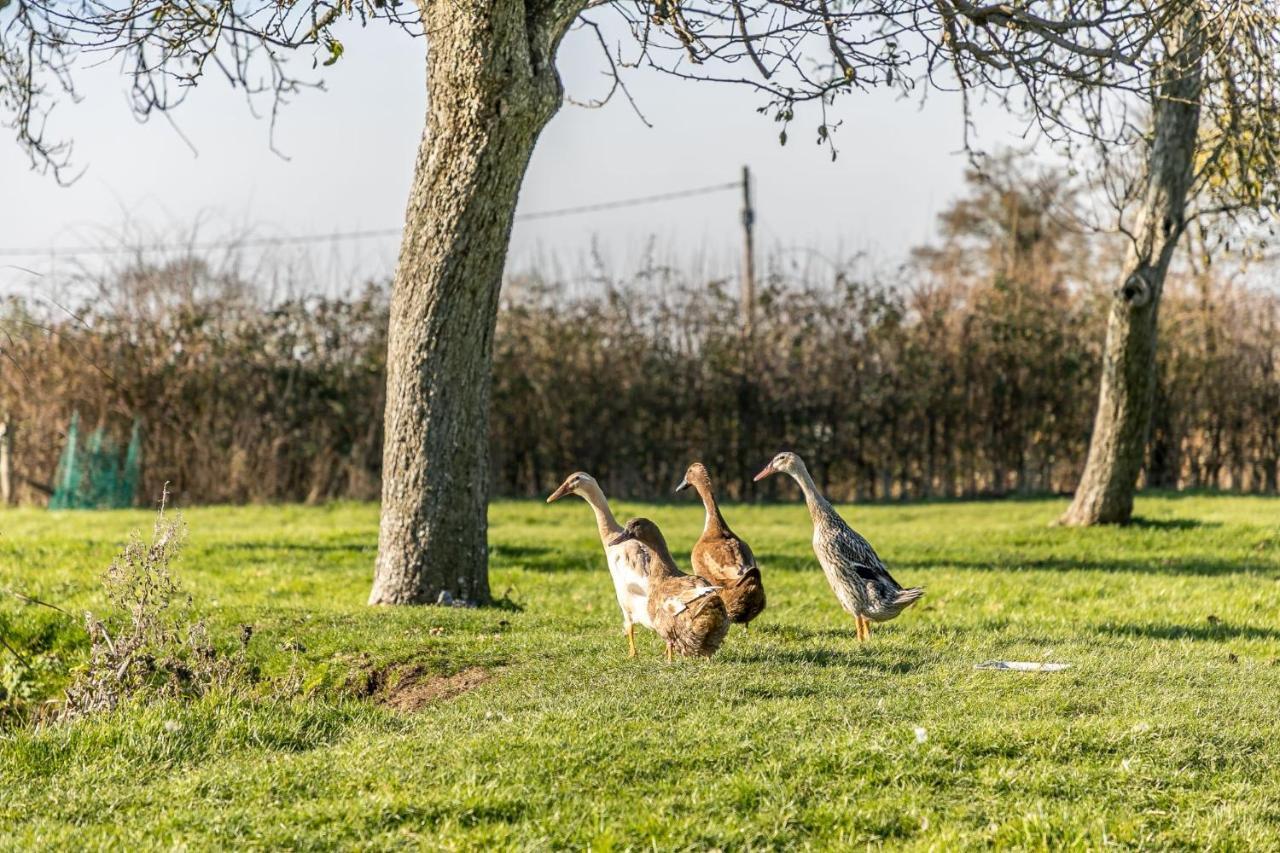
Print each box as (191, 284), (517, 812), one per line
(725, 538), (763, 590)
(828, 525), (902, 589)
(695, 534), (757, 582)
(659, 578), (721, 616)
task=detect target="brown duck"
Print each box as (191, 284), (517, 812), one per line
(609, 517), (730, 661)
(676, 462), (766, 627)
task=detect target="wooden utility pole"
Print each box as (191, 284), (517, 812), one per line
(737, 167), (758, 501)
(0, 419), (12, 506)
(740, 165), (756, 334)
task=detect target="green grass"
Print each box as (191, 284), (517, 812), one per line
(2, 493), (1280, 849)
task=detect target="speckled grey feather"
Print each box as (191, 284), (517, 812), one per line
(771, 453), (924, 623)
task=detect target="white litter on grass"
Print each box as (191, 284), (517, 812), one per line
(975, 660), (1071, 672)
(913, 726), (928, 744)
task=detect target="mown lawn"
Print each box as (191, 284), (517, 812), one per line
(2, 493), (1279, 849)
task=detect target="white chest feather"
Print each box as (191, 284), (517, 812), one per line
(606, 542), (654, 629)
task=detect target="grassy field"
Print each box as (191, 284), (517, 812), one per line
(2, 493), (1279, 849)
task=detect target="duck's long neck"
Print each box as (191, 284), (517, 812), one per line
(693, 481), (730, 538)
(642, 535), (681, 579)
(789, 465), (834, 525)
(578, 482), (622, 544)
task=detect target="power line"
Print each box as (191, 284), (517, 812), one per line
(0, 228), (401, 259)
(0, 180), (740, 259)
(513, 181), (738, 221)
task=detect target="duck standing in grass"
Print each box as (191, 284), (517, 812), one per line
(754, 451), (923, 640)
(675, 462), (766, 627)
(547, 472), (652, 657)
(609, 518), (730, 661)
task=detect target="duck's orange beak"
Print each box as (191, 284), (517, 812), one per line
(546, 481), (574, 503)
(752, 464), (775, 482)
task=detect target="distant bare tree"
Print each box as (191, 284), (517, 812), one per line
(4, 1), (1271, 598)
(1056, 4), (1280, 525)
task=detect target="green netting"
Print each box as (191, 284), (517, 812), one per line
(50, 414), (143, 509)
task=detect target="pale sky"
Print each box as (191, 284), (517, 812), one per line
(1, 13), (1034, 298)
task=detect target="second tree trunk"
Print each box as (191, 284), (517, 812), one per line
(1060, 14), (1204, 526)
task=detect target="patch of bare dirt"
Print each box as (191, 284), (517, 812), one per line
(376, 666), (492, 713)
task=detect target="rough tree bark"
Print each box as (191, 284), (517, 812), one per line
(369, 0), (580, 605)
(1060, 12), (1204, 526)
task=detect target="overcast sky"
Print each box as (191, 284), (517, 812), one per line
(1, 12), (1035, 298)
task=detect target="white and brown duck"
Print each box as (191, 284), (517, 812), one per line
(675, 462), (766, 627)
(547, 472), (652, 657)
(609, 517), (730, 661)
(754, 451), (924, 640)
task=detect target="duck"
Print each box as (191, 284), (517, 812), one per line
(547, 472), (652, 657)
(609, 517), (730, 660)
(754, 451), (923, 640)
(675, 462), (766, 627)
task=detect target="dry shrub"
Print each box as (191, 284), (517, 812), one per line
(60, 501), (251, 720)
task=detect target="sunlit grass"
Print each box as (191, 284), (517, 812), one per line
(2, 493), (1279, 848)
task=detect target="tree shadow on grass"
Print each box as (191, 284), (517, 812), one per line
(893, 554), (1276, 577)
(748, 554), (819, 572)
(488, 544), (573, 572)
(217, 540), (372, 555)
(487, 594), (526, 613)
(1098, 621), (1280, 642)
(1128, 517), (1222, 531)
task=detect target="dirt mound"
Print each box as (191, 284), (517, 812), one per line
(378, 666), (491, 713)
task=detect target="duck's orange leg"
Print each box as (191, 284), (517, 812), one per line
(665, 643), (674, 663)
(856, 614), (869, 642)
(626, 624), (637, 658)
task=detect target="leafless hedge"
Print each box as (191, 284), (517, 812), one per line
(0, 260), (387, 506)
(1, 250), (1275, 505)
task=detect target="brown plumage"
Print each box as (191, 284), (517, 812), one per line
(676, 462), (766, 626)
(610, 517), (730, 660)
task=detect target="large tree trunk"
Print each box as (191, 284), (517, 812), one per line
(369, 0), (576, 605)
(1059, 14), (1204, 526)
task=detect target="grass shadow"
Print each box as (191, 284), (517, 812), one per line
(1128, 517), (1222, 531)
(1099, 621), (1280, 642)
(734, 683), (825, 701)
(488, 594), (526, 613)
(215, 540), (372, 556)
(895, 554), (1276, 577)
(728, 647), (922, 673)
(753, 624), (859, 642)
(488, 544), (578, 572)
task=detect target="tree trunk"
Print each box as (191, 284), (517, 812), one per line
(1059, 14), (1204, 526)
(370, 0), (576, 605)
